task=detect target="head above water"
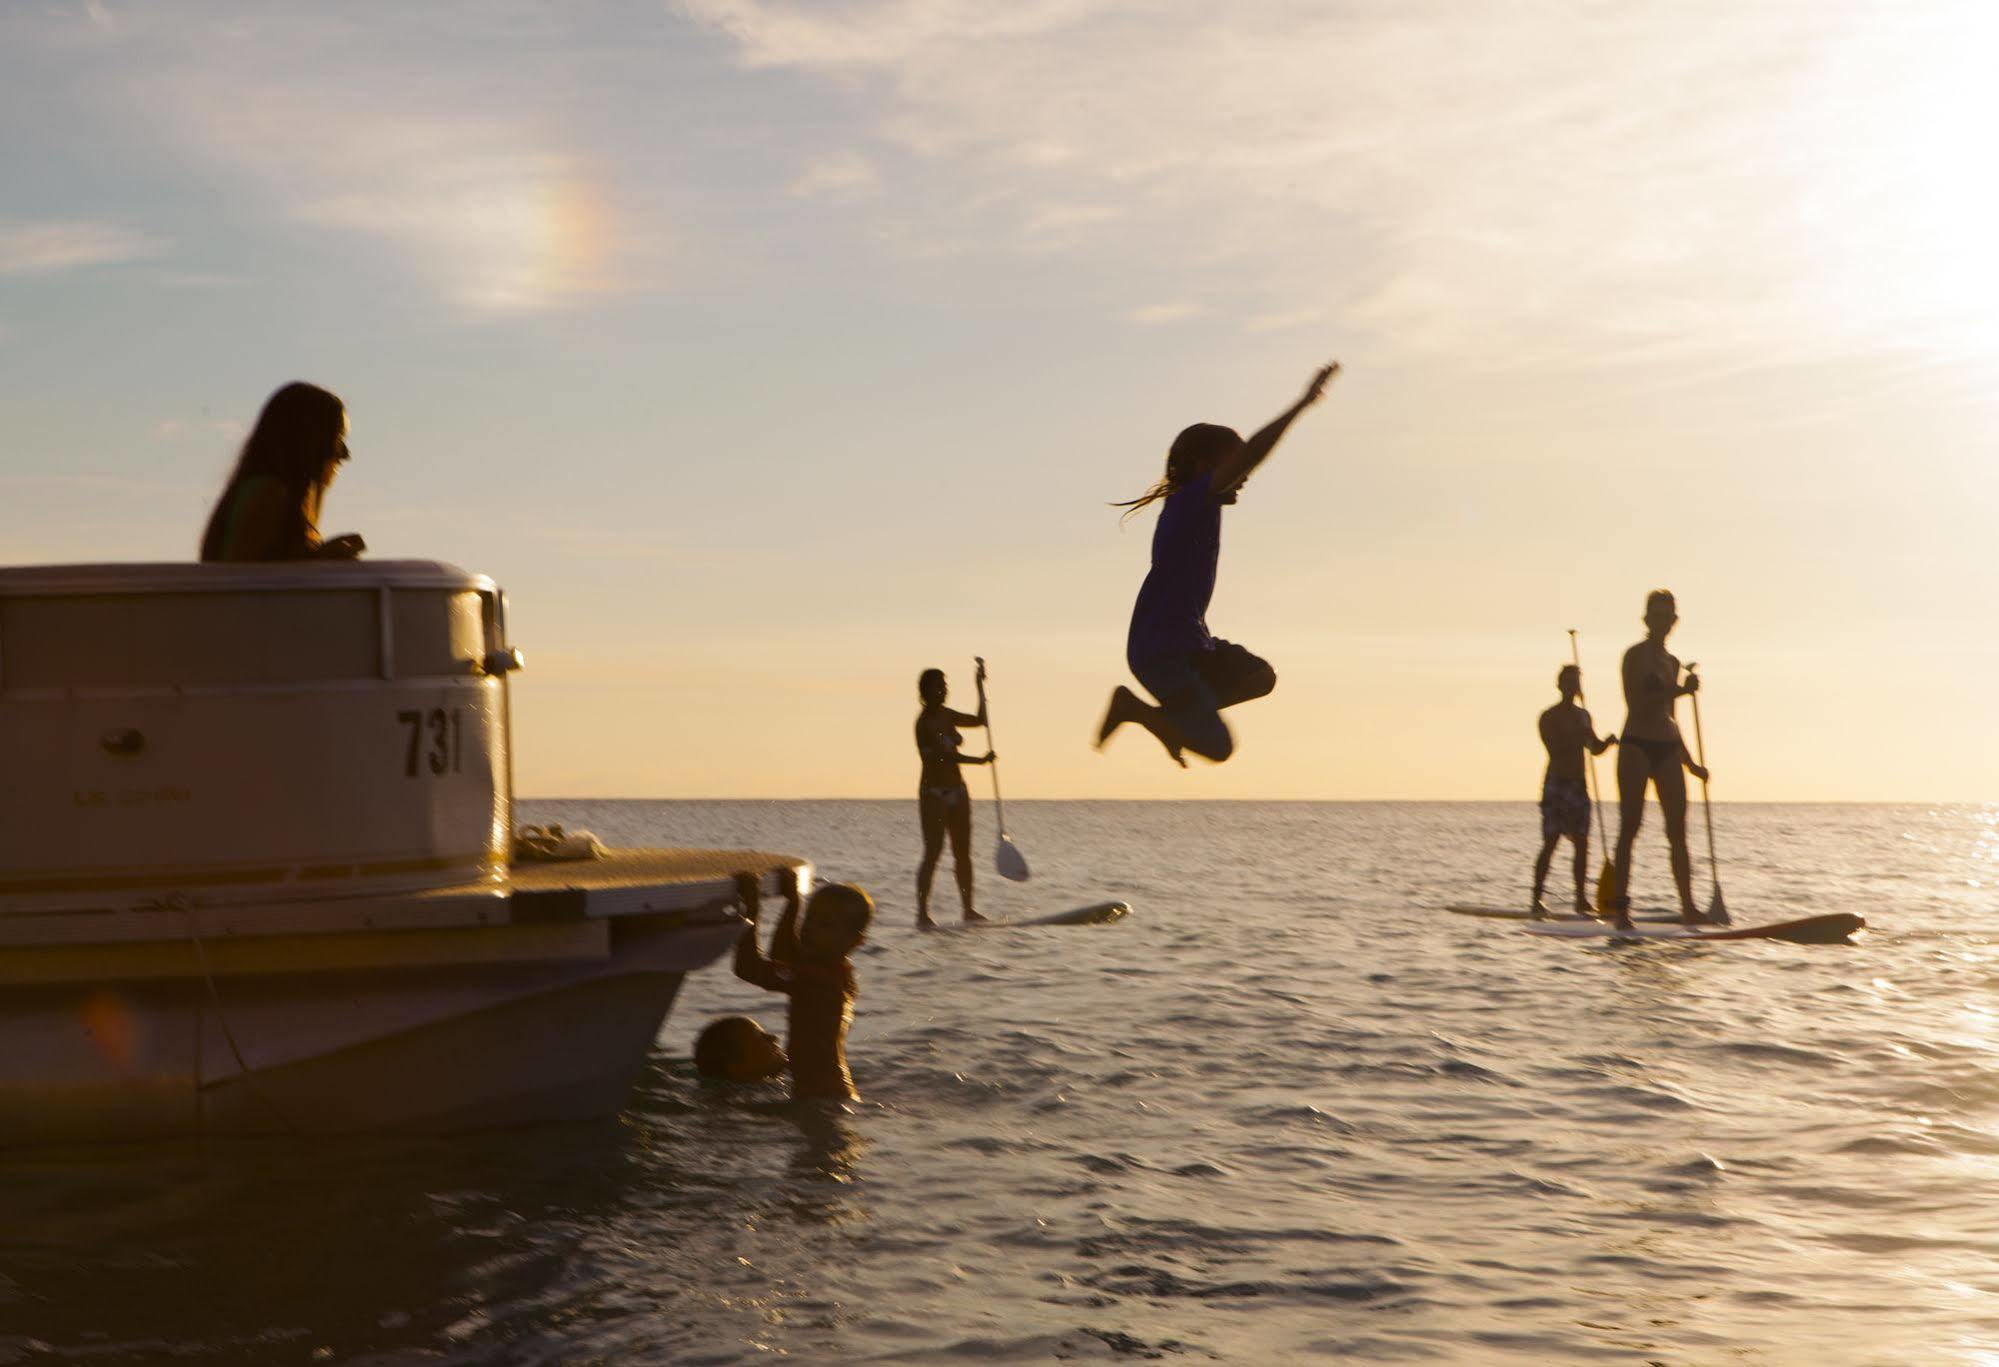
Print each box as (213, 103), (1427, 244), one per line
(1644, 588), (1678, 636)
(693, 1014), (786, 1083)
(1556, 664), (1581, 698)
(1113, 422), (1245, 520)
(918, 668), (947, 705)
(800, 882), (874, 959)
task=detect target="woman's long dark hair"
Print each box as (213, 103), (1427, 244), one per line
(1110, 422), (1239, 523)
(199, 382), (346, 560)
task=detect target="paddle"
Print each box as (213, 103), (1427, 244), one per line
(974, 657), (1031, 882)
(1569, 630), (1616, 916)
(1685, 663), (1729, 925)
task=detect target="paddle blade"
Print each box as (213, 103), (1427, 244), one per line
(995, 835), (1031, 882)
(1594, 860), (1617, 917)
(1707, 884), (1730, 926)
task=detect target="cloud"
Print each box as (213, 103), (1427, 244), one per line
(93, 10), (639, 315)
(152, 415), (244, 442)
(0, 220), (165, 276)
(791, 150), (881, 198)
(1127, 302), (1200, 325)
(681, 0), (1999, 377)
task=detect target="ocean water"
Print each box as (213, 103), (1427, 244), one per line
(3, 799), (1998, 1365)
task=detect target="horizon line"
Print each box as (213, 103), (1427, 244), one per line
(519, 794), (1992, 806)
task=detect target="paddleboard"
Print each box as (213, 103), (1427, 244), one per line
(1522, 912), (1863, 945)
(1446, 904), (1678, 923)
(926, 901), (1131, 931)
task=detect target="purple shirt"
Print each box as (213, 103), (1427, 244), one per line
(1126, 471), (1221, 665)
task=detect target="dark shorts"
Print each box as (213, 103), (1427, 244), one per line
(1128, 639), (1277, 762)
(1540, 775), (1591, 839)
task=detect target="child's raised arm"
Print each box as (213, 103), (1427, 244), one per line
(1213, 362), (1339, 497)
(770, 867), (805, 964)
(731, 870), (782, 988)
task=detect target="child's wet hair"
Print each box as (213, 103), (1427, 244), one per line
(694, 1015), (772, 1078)
(805, 882), (874, 941)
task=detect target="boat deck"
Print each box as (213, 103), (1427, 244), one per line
(0, 847), (810, 955)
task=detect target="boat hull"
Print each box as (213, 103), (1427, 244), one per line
(0, 913), (742, 1147)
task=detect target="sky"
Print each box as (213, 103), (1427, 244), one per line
(2, 0), (1996, 800)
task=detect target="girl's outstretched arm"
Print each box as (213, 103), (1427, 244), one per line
(1213, 362), (1340, 497)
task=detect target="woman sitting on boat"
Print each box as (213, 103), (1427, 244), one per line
(200, 381), (366, 562)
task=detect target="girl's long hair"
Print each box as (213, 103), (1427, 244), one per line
(1110, 422), (1239, 523)
(199, 381), (346, 560)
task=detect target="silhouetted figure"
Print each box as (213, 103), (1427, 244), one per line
(200, 382), (366, 562)
(1531, 665), (1615, 915)
(1607, 590), (1710, 926)
(1096, 363), (1339, 766)
(732, 868), (874, 1102)
(914, 665), (994, 929)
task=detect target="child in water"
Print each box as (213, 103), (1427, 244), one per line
(692, 1015), (786, 1084)
(1532, 664), (1616, 915)
(731, 868), (874, 1102)
(1096, 362), (1340, 765)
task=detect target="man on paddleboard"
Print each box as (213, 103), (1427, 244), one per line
(1532, 664), (1615, 916)
(1608, 589), (1710, 927)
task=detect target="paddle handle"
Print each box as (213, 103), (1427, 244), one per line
(1687, 668), (1721, 890)
(975, 656), (1007, 836)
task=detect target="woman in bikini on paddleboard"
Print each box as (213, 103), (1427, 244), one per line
(1095, 362), (1340, 766)
(914, 664), (994, 929)
(1608, 589), (1710, 927)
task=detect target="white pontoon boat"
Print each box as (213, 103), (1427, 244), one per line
(0, 560), (797, 1144)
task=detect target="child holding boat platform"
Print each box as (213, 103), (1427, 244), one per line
(731, 868), (873, 1101)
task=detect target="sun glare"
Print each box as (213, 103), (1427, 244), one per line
(1805, 4), (1999, 361)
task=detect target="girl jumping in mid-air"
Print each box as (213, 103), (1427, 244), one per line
(1096, 362), (1340, 766)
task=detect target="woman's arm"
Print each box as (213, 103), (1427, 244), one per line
(945, 708), (985, 728)
(1622, 644), (1653, 706)
(313, 533), (366, 560)
(1678, 739), (1709, 782)
(1212, 362), (1340, 497)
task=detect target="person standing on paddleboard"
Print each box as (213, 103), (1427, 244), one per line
(1096, 362), (1340, 765)
(1608, 589), (1710, 927)
(914, 666), (995, 929)
(1531, 665), (1616, 916)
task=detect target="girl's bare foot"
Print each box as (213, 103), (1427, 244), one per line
(1096, 686), (1141, 747)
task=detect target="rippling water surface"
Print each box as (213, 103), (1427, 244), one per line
(5, 800), (1999, 1364)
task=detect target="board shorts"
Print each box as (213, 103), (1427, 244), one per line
(1128, 638), (1277, 762)
(1540, 775), (1591, 839)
